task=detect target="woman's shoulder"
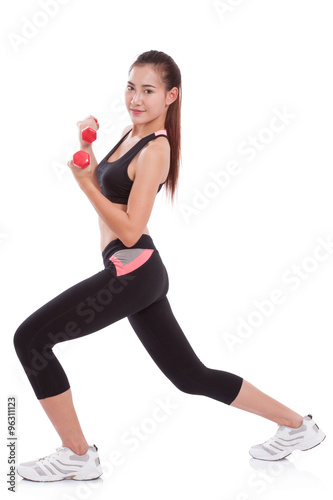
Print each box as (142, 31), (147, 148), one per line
(120, 124), (169, 156)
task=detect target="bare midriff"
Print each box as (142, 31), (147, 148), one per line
(99, 213), (150, 252)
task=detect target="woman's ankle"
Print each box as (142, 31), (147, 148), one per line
(280, 414), (304, 428)
(62, 441), (89, 455)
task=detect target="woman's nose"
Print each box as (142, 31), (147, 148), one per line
(131, 92), (142, 105)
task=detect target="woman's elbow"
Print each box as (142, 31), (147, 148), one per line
(123, 227), (147, 247)
(121, 230), (140, 248)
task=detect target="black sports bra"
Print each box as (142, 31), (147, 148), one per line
(96, 128), (169, 204)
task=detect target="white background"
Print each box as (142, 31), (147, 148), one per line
(1, 0), (332, 499)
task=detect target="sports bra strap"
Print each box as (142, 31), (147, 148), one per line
(101, 128), (169, 164)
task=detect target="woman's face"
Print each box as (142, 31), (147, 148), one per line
(125, 65), (172, 124)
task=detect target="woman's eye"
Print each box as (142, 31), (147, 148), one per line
(126, 86), (153, 94)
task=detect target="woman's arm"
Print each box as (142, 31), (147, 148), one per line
(68, 139), (170, 247)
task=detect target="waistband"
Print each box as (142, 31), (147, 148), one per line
(102, 234), (158, 267)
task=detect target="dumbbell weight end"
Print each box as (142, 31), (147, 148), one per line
(81, 116), (99, 143)
(73, 150), (90, 168)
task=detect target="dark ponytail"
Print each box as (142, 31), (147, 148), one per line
(128, 50), (182, 204)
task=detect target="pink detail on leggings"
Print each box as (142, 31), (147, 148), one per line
(154, 129), (167, 136)
(109, 249), (154, 276)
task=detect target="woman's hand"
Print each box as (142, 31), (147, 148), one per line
(67, 115), (100, 190)
(67, 157), (94, 190)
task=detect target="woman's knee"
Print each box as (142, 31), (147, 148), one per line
(169, 365), (208, 396)
(13, 315), (50, 361)
(169, 364), (242, 405)
(13, 319), (29, 356)
(13, 320), (54, 378)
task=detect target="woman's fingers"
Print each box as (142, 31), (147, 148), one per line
(76, 115), (99, 129)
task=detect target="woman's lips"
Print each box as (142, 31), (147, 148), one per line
(130, 109), (145, 114)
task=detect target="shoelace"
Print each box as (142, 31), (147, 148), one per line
(259, 424), (285, 446)
(276, 425), (286, 433)
(38, 447), (66, 463)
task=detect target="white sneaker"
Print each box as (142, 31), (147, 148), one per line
(249, 414), (326, 461)
(17, 444), (103, 481)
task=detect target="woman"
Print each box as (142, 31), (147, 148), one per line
(14, 50), (325, 482)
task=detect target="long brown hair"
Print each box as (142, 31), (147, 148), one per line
(128, 50), (182, 204)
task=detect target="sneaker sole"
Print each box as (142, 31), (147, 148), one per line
(17, 470), (103, 482)
(72, 471), (103, 481)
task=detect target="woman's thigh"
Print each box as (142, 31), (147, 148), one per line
(14, 249), (168, 352)
(127, 296), (204, 380)
(127, 296), (243, 404)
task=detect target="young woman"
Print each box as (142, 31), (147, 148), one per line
(14, 50), (325, 482)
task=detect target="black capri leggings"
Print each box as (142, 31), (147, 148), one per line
(13, 234), (243, 404)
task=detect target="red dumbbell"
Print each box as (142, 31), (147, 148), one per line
(81, 116), (98, 143)
(73, 150), (90, 168)
(72, 116), (98, 168)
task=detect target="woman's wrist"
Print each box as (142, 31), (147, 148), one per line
(78, 176), (95, 193)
